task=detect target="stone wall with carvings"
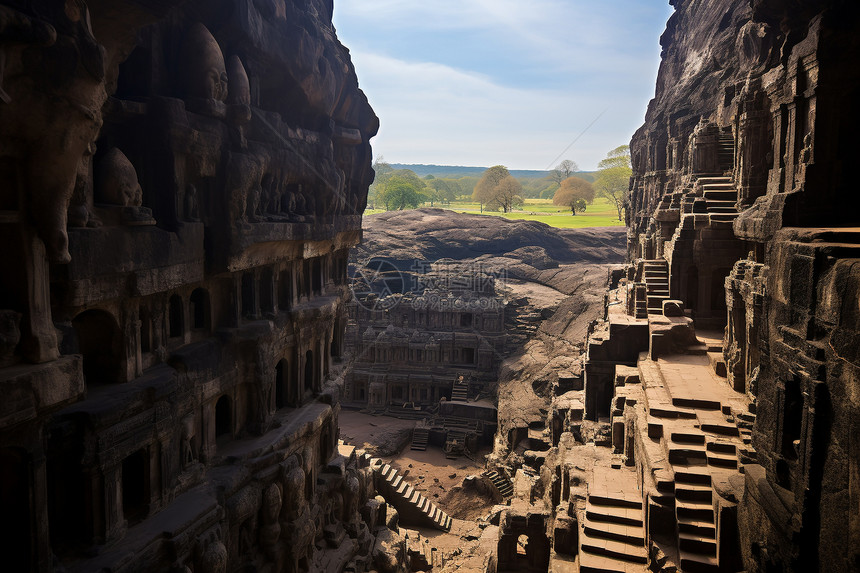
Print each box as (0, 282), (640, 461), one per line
(0, 1), (396, 572)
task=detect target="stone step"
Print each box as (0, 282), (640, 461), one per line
(579, 551), (646, 573)
(668, 447), (708, 465)
(588, 494), (643, 510)
(583, 521), (646, 546)
(707, 451), (738, 469)
(706, 441), (736, 454)
(678, 514), (717, 538)
(679, 532), (717, 556)
(580, 528), (648, 564)
(676, 500), (714, 522)
(675, 483), (713, 503)
(671, 432), (705, 445)
(390, 474), (403, 489)
(671, 397), (722, 410)
(679, 549), (720, 573)
(585, 501), (644, 527)
(673, 466), (712, 486)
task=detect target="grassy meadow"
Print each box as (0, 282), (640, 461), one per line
(364, 197), (624, 229)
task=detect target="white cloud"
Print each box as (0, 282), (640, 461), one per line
(334, 0), (673, 169)
(354, 52), (652, 170)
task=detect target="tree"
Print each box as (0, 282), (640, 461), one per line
(380, 175), (422, 210)
(594, 145), (632, 221)
(486, 175), (524, 212)
(550, 159), (579, 186)
(553, 176), (595, 215)
(426, 178), (457, 206)
(472, 166), (523, 212)
(368, 156), (394, 209)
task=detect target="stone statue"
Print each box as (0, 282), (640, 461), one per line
(0, 2), (107, 263)
(184, 184), (200, 222)
(226, 55), (250, 106)
(180, 23), (227, 102)
(95, 148), (154, 225)
(96, 149), (143, 207)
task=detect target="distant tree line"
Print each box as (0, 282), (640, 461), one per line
(368, 146), (630, 217)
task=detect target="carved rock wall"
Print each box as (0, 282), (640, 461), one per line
(0, 1), (389, 572)
(625, 0), (860, 571)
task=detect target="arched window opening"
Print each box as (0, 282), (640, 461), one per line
(305, 350), (314, 393)
(73, 309), (122, 386)
(276, 359), (288, 409)
(169, 294), (183, 338)
(0, 448), (31, 570)
(122, 449), (149, 525)
(215, 395), (232, 440)
(190, 288), (210, 330)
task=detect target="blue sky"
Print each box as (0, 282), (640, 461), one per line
(333, 1), (674, 171)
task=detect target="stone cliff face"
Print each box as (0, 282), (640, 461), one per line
(624, 0), (860, 571)
(0, 1), (385, 572)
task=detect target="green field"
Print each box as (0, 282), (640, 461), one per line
(364, 197), (624, 229)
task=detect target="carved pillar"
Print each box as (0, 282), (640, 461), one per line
(13, 225), (59, 364)
(103, 464), (125, 543)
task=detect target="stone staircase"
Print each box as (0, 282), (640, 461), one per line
(642, 259), (670, 315)
(697, 176), (739, 224)
(451, 377), (469, 401)
(410, 426), (429, 451)
(638, 354), (752, 573)
(483, 470), (513, 499)
(579, 468), (648, 573)
(371, 459), (452, 531)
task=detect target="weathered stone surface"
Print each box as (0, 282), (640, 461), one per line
(0, 1), (381, 572)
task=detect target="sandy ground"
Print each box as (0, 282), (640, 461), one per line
(339, 410), (496, 521)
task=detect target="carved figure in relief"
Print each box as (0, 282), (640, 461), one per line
(181, 414), (196, 468)
(0, 2), (107, 263)
(259, 483), (282, 560)
(180, 23), (227, 102)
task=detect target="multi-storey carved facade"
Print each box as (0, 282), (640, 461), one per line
(0, 1), (383, 571)
(345, 268), (505, 411)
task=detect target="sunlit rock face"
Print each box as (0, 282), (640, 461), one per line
(619, 0), (860, 571)
(0, 1), (383, 571)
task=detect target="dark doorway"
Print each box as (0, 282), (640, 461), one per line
(260, 268), (274, 314)
(0, 448), (31, 571)
(312, 258), (322, 295)
(278, 269), (292, 311)
(190, 288), (210, 330)
(215, 395), (232, 439)
(686, 266), (699, 312)
(305, 350), (314, 393)
(276, 359), (288, 409)
(242, 273), (256, 318)
(169, 294), (183, 338)
(73, 309), (122, 386)
(121, 449), (149, 525)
